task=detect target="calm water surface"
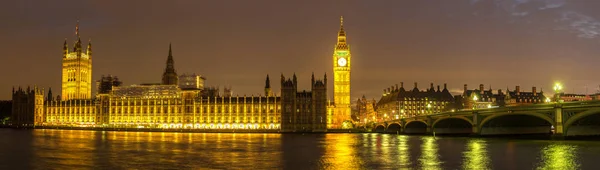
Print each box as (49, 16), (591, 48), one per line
(0, 129), (599, 169)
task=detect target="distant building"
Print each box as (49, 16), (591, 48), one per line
(62, 21), (92, 100)
(10, 24), (330, 130)
(11, 87), (44, 126)
(457, 85), (547, 110)
(280, 73), (327, 132)
(504, 86), (546, 106)
(356, 95), (377, 124)
(461, 84), (498, 109)
(178, 74), (205, 90)
(162, 44), (178, 85)
(96, 75), (123, 94)
(0, 100), (12, 122)
(376, 82), (455, 121)
(558, 93), (593, 102)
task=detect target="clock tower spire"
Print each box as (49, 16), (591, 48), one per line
(331, 16), (352, 129)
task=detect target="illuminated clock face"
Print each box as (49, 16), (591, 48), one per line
(338, 57), (347, 66)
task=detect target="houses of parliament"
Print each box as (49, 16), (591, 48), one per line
(11, 18), (354, 131)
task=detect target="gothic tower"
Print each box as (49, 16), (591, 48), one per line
(332, 16), (352, 128)
(265, 74), (273, 97)
(162, 43), (178, 85)
(62, 20), (92, 100)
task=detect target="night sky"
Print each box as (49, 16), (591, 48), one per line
(2, 0), (600, 100)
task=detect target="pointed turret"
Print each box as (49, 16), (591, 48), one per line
(292, 73), (297, 88)
(47, 88), (53, 102)
(338, 16), (345, 37)
(324, 73), (327, 86)
(63, 39), (68, 58)
(87, 39), (92, 57)
(336, 16), (348, 50)
(265, 74), (271, 89)
(162, 43), (178, 85)
(265, 74), (272, 97)
(73, 20), (82, 55)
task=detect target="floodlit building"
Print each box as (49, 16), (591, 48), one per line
(331, 16), (352, 128)
(179, 74), (205, 90)
(11, 22), (327, 131)
(280, 74), (328, 132)
(376, 82), (455, 121)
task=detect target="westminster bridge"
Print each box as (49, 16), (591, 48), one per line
(373, 101), (600, 137)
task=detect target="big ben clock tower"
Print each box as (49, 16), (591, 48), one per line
(332, 16), (351, 128)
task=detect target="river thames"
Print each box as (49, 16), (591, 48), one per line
(0, 129), (599, 169)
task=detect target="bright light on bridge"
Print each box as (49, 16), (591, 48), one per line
(553, 82), (563, 92)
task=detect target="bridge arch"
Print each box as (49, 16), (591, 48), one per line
(404, 120), (428, 134)
(405, 120), (428, 127)
(564, 108), (600, 136)
(432, 117), (473, 134)
(564, 108), (600, 129)
(385, 123), (402, 133)
(478, 112), (554, 135)
(374, 125), (386, 133)
(432, 116), (473, 128)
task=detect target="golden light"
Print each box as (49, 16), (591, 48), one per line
(537, 144), (579, 169)
(545, 97), (551, 103)
(553, 82), (563, 92)
(472, 95), (478, 101)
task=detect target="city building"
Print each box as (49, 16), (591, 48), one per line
(280, 73), (328, 132)
(10, 23), (328, 131)
(457, 85), (547, 110)
(162, 44), (178, 85)
(375, 82), (455, 122)
(11, 87), (44, 126)
(62, 21), (92, 100)
(356, 95), (377, 125)
(178, 74), (206, 90)
(503, 86), (546, 106)
(461, 84), (498, 109)
(331, 16), (352, 129)
(0, 100), (11, 124)
(96, 75), (123, 94)
(558, 93), (593, 102)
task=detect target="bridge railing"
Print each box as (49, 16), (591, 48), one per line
(374, 100), (600, 123)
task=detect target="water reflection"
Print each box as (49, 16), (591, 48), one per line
(419, 136), (441, 170)
(537, 143), (579, 170)
(2, 129), (600, 169)
(462, 139), (490, 170)
(323, 134), (360, 169)
(397, 135), (411, 167)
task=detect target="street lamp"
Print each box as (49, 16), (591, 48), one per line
(427, 103), (432, 114)
(553, 82), (563, 102)
(472, 95), (478, 110)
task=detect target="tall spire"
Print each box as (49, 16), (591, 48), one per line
(265, 74), (271, 88)
(338, 16), (345, 37)
(74, 20), (82, 54)
(336, 16), (348, 49)
(169, 43), (172, 57)
(162, 43), (178, 85)
(87, 38), (92, 56)
(76, 20), (80, 38)
(265, 74), (272, 97)
(63, 38), (68, 57)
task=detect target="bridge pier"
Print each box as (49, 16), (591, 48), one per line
(472, 111), (480, 136)
(426, 118), (433, 135)
(552, 104), (565, 139)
